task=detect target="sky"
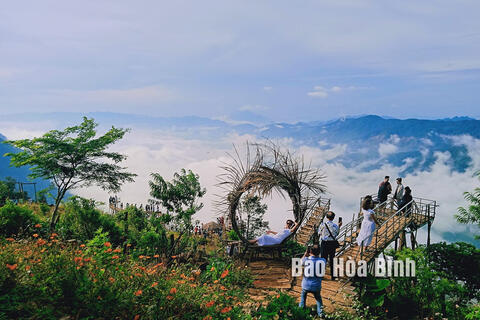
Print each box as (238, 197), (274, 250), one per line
(1, 1), (480, 122)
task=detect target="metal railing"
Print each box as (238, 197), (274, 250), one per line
(333, 196), (392, 257)
(333, 193), (438, 260)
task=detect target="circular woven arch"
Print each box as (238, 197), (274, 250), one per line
(216, 142), (327, 245)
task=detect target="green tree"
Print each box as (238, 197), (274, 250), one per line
(238, 195), (269, 239)
(149, 169), (206, 234)
(3, 117), (136, 230)
(456, 171), (480, 239)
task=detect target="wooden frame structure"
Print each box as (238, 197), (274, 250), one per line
(216, 142), (327, 253)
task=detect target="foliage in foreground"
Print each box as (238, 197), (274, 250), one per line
(0, 233), (252, 320)
(356, 243), (480, 320)
(456, 170), (480, 239)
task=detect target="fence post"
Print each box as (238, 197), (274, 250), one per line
(427, 204), (431, 247)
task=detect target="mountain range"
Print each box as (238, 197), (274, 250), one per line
(1, 113), (479, 200)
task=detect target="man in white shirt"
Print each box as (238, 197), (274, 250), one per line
(393, 177), (405, 207)
(318, 211), (342, 280)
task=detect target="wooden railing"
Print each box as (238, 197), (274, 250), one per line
(295, 197), (331, 245)
(335, 194), (437, 260)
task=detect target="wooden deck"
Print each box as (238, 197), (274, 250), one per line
(246, 197), (436, 314)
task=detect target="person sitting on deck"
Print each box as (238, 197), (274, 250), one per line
(298, 245), (325, 317)
(356, 197), (380, 250)
(248, 219), (296, 246)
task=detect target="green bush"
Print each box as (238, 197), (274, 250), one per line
(385, 246), (475, 319)
(281, 240), (306, 258)
(0, 201), (40, 237)
(252, 292), (312, 319)
(57, 197), (122, 245)
(136, 229), (169, 256)
(227, 230), (240, 240)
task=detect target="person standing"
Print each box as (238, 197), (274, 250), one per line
(398, 186), (413, 216)
(299, 245), (325, 318)
(319, 211), (342, 280)
(356, 198), (379, 249)
(393, 178), (404, 207)
(377, 176), (392, 203)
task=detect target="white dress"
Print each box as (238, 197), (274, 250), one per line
(356, 209), (376, 246)
(257, 229), (291, 246)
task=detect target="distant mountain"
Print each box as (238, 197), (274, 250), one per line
(3, 112), (479, 175)
(259, 115), (480, 174)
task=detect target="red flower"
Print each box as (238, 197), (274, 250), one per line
(34, 224), (41, 228)
(134, 290), (142, 296)
(205, 301), (215, 308)
(166, 295), (174, 300)
(220, 269), (229, 279)
(134, 315), (140, 320)
(151, 282), (158, 288)
(32, 234), (39, 238)
(221, 306), (232, 314)
(6, 263), (17, 271)
(169, 287), (177, 294)
(112, 255), (120, 260)
(104, 242), (111, 247)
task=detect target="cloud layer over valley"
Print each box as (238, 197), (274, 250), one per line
(1, 115), (479, 246)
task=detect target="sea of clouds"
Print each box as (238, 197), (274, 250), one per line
(2, 120), (479, 245)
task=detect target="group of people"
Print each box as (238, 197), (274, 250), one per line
(377, 176), (413, 214)
(107, 196), (163, 213)
(246, 175), (416, 317)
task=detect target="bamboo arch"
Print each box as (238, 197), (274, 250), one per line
(217, 142), (327, 245)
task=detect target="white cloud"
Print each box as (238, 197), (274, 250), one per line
(238, 105), (269, 112)
(4, 121), (480, 244)
(378, 143), (398, 157)
(307, 85), (368, 98)
(263, 86), (273, 91)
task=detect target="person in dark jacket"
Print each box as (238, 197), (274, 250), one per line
(377, 176), (392, 203)
(398, 186), (413, 216)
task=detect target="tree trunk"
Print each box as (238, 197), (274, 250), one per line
(50, 189), (66, 231)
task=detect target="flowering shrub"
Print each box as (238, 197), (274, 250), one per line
(0, 236), (256, 319)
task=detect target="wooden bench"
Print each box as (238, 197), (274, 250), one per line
(242, 243), (286, 261)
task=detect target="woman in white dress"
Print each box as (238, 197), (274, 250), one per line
(356, 198), (379, 248)
(249, 219), (297, 246)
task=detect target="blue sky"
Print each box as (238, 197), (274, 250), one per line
(1, 1), (480, 122)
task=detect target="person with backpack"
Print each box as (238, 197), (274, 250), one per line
(318, 211), (342, 280)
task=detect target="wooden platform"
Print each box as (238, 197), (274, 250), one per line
(245, 203), (435, 314)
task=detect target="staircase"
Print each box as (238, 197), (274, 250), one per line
(295, 198), (331, 246)
(336, 196), (437, 262)
(247, 195), (437, 314)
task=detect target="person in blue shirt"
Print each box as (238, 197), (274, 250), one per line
(299, 245), (326, 317)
